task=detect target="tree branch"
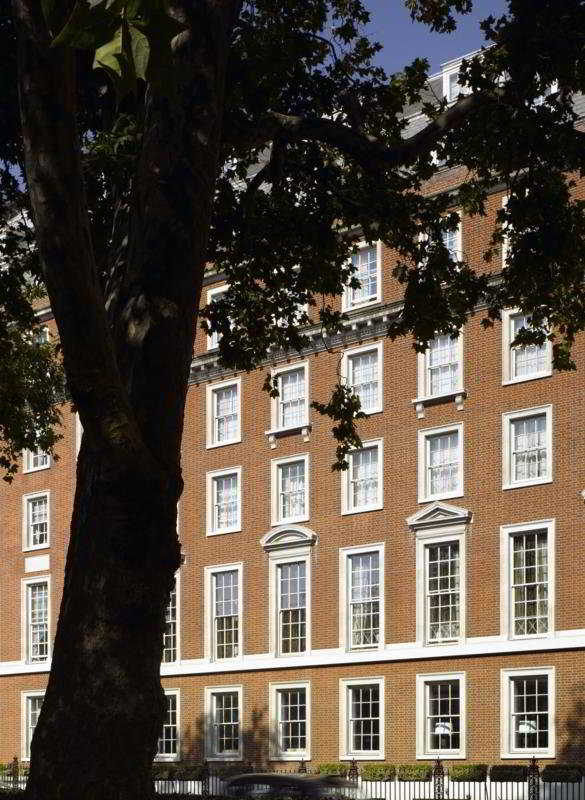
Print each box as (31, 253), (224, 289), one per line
(224, 91), (492, 173)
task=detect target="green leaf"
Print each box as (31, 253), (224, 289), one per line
(128, 21), (150, 81)
(93, 24), (124, 77)
(52, 0), (125, 50)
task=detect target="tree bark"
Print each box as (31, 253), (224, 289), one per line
(12, 0), (240, 797)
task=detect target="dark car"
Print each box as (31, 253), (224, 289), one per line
(224, 772), (354, 800)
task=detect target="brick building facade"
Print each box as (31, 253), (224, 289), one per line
(1, 55), (585, 770)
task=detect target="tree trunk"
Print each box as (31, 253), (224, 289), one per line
(13, 0), (240, 796)
(26, 447), (181, 800)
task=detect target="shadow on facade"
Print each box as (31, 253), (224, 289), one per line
(559, 682), (585, 764)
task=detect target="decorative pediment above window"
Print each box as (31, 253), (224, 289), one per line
(406, 501), (472, 532)
(260, 525), (318, 553)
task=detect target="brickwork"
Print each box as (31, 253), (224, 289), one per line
(1, 167), (584, 770)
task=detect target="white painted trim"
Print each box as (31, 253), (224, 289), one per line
(155, 688), (181, 762)
(203, 562), (244, 663)
(261, 525), (317, 553)
(22, 448), (51, 474)
(502, 405), (553, 490)
(416, 331), (464, 401)
(21, 690), (45, 761)
(269, 680), (311, 761)
(500, 519), (555, 640)
(500, 666), (556, 759)
(267, 544), (312, 658)
(417, 423), (464, 503)
(206, 377), (242, 449)
(7, 629), (585, 679)
(342, 240), (383, 312)
(341, 438), (384, 515)
(416, 671), (466, 759)
(339, 676), (385, 760)
(163, 571), (181, 664)
(339, 543), (385, 653)
(415, 525), (466, 646)
(270, 453), (310, 526)
(204, 684), (244, 761)
(22, 490), (50, 552)
(206, 466), (242, 535)
(206, 284), (229, 351)
(75, 412), (83, 459)
(340, 340), (384, 415)
(21, 574), (51, 664)
(270, 361), (310, 431)
(501, 308), (552, 385)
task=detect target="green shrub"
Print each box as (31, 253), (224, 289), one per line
(541, 765), (584, 783)
(397, 764), (432, 781)
(489, 765), (526, 782)
(318, 763), (348, 777)
(361, 765), (396, 781)
(449, 764), (488, 782)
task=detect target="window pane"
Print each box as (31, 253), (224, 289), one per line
(349, 553), (380, 647)
(157, 693), (178, 756)
(427, 335), (459, 396)
(28, 496), (48, 547)
(349, 685), (380, 752)
(427, 431), (459, 496)
(162, 581), (177, 663)
(213, 692), (239, 754)
(511, 314), (548, 379)
(350, 247), (378, 305)
(512, 531), (548, 636)
(427, 681), (460, 752)
(214, 570), (239, 658)
(214, 385), (238, 443)
(279, 369), (306, 428)
(512, 676), (549, 750)
(279, 689), (306, 752)
(279, 460), (306, 521)
(213, 474), (238, 530)
(27, 695), (44, 758)
(350, 447), (378, 509)
(349, 351), (378, 412)
(427, 543), (460, 642)
(511, 415), (548, 482)
(279, 562), (306, 654)
(28, 582), (48, 662)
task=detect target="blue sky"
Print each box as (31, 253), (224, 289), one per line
(362, 0), (509, 76)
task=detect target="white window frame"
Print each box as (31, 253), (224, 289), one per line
(415, 524), (466, 646)
(417, 333), (464, 400)
(442, 66), (471, 103)
(416, 672), (466, 759)
(269, 361), (309, 433)
(156, 689), (180, 761)
(162, 571), (181, 664)
(500, 667), (556, 759)
(206, 466), (242, 535)
(269, 680), (311, 761)
(206, 377), (242, 449)
(502, 405), (553, 490)
(21, 575), (51, 664)
(75, 412), (83, 459)
(268, 544), (312, 657)
(339, 677), (385, 760)
(22, 491), (50, 551)
(23, 447), (51, 474)
(342, 241), (383, 311)
(341, 438), (384, 515)
(418, 423), (464, 503)
(206, 284), (229, 351)
(339, 543), (385, 652)
(204, 684), (244, 761)
(271, 453), (310, 526)
(203, 562), (243, 662)
(500, 519), (555, 640)
(21, 690), (44, 761)
(341, 341), (383, 415)
(502, 308), (552, 384)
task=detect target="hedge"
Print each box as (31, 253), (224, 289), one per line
(489, 765), (527, 782)
(449, 764), (488, 782)
(361, 765), (396, 781)
(541, 765), (584, 783)
(318, 763), (348, 777)
(397, 764), (432, 781)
